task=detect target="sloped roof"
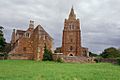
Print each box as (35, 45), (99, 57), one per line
(35, 25), (53, 40)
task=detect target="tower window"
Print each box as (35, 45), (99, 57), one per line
(70, 24), (72, 30)
(23, 47), (26, 51)
(70, 46), (73, 51)
(70, 26), (71, 30)
(72, 25), (74, 29)
(71, 39), (72, 42)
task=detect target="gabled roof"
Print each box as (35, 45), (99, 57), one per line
(35, 25), (53, 40)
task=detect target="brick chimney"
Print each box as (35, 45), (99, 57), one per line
(29, 20), (34, 29)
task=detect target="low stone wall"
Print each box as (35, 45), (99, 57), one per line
(8, 54), (34, 60)
(96, 58), (118, 64)
(62, 56), (95, 63)
(0, 57), (4, 60)
(52, 54), (95, 63)
(52, 53), (64, 61)
(0, 53), (4, 60)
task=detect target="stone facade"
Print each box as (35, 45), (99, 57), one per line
(52, 54), (95, 63)
(9, 20), (53, 60)
(62, 7), (89, 57)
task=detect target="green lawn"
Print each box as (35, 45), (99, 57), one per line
(0, 60), (120, 80)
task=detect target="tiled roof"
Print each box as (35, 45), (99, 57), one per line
(35, 25), (53, 40)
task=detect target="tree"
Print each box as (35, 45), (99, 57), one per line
(2, 43), (11, 59)
(42, 44), (53, 61)
(100, 47), (120, 58)
(0, 26), (6, 52)
(89, 52), (98, 57)
(0, 26), (11, 59)
(54, 47), (62, 53)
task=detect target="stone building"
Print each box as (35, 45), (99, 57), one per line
(9, 20), (53, 60)
(62, 7), (89, 57)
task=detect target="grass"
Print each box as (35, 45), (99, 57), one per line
(0, 60), (120, 80)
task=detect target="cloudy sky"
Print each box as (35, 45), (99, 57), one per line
(0, 0), (120, 53)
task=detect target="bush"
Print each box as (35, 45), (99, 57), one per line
(117, 59), (120, 65)
(89, 52), (98, 57)
(0, 53), (8, 60)
(43, 50), (53, 61)
(0, 53), (4, 57)
(42, 45), (53, 61)
(94, 58), (99, 63)
(56, 57), (64, 63)
(100, 47), (120, 58)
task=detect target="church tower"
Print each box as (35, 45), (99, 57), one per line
(62, 7), (82, 56)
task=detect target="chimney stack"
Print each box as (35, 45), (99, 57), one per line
(29, 20), (34, 29)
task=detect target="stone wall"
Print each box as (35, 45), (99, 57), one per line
(52, 53), (95, 63)
(62, 56), (95, 63)
(8, 54), (34, 60)
(0, 57), (4, 60)
(52, 53), (64, 61)
(96, 58), (118, 64)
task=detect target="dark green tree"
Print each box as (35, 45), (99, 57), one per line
(89, 52), (98, 57)
(100, 47), (120, 58)
(0, 26), (6, 52)
(0, 26), (11, 60)
(42, 44), (53, 61)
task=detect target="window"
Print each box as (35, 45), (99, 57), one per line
(70, 46), (73, 51)
(72, 25), (74, 29)
(70, 26), (71, 30)
(70, 39), (73, 42)
(69, 23), (74, 30)
(43, 35), (45, 40)
(69, 23), (72, 30)
(26, 33), (30, 38)
(71, 24), (72, 30)
(23, 47), (26, 51)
